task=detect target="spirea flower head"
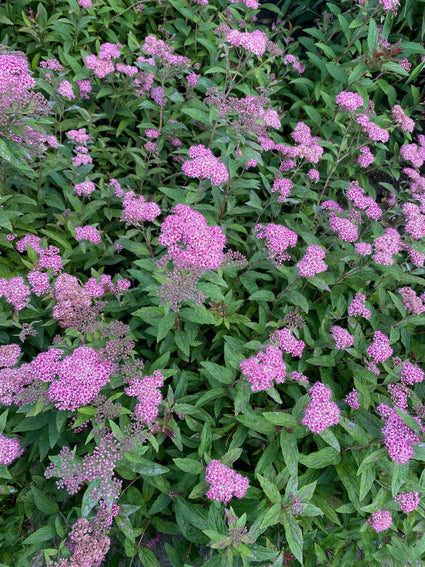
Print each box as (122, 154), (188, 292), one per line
(121, 191), (161, 224)
(75, 225), (101, 244)
(392, 105), (415, 132)
(37, 246), (63, 275)
(394, 491), (419, 513)
(345, 388), (360, 409)
(347, 181), (382, 220)
(225, 29), (267, 57)
(398, 287), (425, 315)
(302, 382), (340, 434)
(367, 331), (393, 363)
(348, 292), (371, 319)
(58, 80), (75, 100)
(367, 510), (392, 532)
(270, 327), (305, 357)
(355, 242), (372, 256)
(358, 146), (375, 168)
(16, 234), (42, 254)
(125, 371), (163, 423)
(27, 270), (51, 296)
(181, 145), (229, 186)
(0, 277), (31, 311)
(336, 91), (364, 112)
(328, 213), (358, 242)
(0, 433), (23, 465)
(373, 228), (401, 265)
(48, 347), (114, 411)
(331, 326), (354, 350)
(159, 204), (226, 271)
(0, 50), (35, 89)
(74, 181), (96, 197)
(0, 344), (21, 368)
(205, 460), (249, 504)
(297, 245), (327, 278)
(271, 178), (292, 202)
(240, 345), (286, 391)
(401, 361), (424, 385)
(255, 223), (297, 266)
(356, 113), (389, 143)
(380, 407), (421, 464)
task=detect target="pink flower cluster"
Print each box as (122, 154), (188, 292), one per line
(240, 345), (286, 391)
(0, 433), (23, 465)
(345, 388), (360, 409)
(400, 137), (425, 168)
(205, 460), (249, 504)
(0, 344), (21, 368)
(336, 91), (364, 112)
(328, 212), (358, 242)
(74, 180), (96, 197)
(75, 225), (101, 244)
(255, 223), (298, 266)
(388, 382), (409, 409)
(356, 114), (389, 143)
(125, 371), (163, 422)
(403, 202), (425, 240)
(85, 43), (122, 78)
(302, 382), (340, 434)
(346, 181), (382, 220)
(392, 105), (415, 132)
(401, 361), (424, 385)
(271, 178), (292, 202)
(67, 128), (93, 167)
(0, 277), (30, 310)
(355, 242), (372, 256)
(270, 327), (305, 357)
(225, 29), (267, 57)
(181, 145), (229, 186)
(331, 326), (354, 350)
(159, 204), (226, 271)
(121, 191), (161, 224)
(142, 36), (191, 67)
(398, 287), (425, 315)
(58, 80), (75, 100)
(297, 245), (327, 278)
(372, 228), (401, 265)
(367, 331), (393, 363)
(38, 246), (63, 274)
(49, 346), (114, 411)
(16, 234), (42, 253)
(358, 146), (374, 168)
(378, 404), (422, 464)
(394, 491), (419, 513)
(283, 54), (305, 73)
(27, 270), (51, 296)
(379, 0), (399, 13)
(367, 510), (392, 532)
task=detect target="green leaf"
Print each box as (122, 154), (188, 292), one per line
(298, 447), (341, 468)
(249, 290), (275, 302)
(81, 479), (102, 516)
(392, 461), (409, 496)
(173, 458), (203, 475)
(157, 310), (175, 342)
(181, 107), (211, 125)
(179, 306), (216, 325)
(260, 503), (281, 530)
(138, 547), (161, 567)
(367, 18), (378, 52)
(23, 525), (56, 545)
(263, 412), (298, 428)
(280, 430), (298, 476)
(127, 458), (170, 476)
(396, 408), (423, 436)
(257, 474), (281, 504)
(281, 510), (303, 564)
(200, 361), (234, 385)
(31, 487), (59, 515)
(319, 428), (340, 452)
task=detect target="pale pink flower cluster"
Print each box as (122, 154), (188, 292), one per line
(283, 53), (305, 73)
(74, 180), (96, 197)
(379, 0), (399, 12)
(68, 126), (93, 166)
(367, 510), (392, 532)
(60, 517), (111, 567)
(121, 191), (161, 224)
(159, 204), (226, 270)
(347, 181), (382, 220)
(229, 0), (258, 8)
(79, 0), (92, 7)
(355, 242), (372, 256)
(38, 246), (63, 274)
(75, 225), (101, 244)
(110, 178), (123, 197)
(308, 169), (319, 182)
(186, 73), (199, 86)
(403, 202), (425, 240)
(372, 228), (401, 265)
(181, 145), (229, 185)
(345, 388), (360, 409)
(142, 36), (191, 67)
(0, 433), (23, 465)
(388, 382), (409, 409)
(0, 277), (31, 310)
(378, 404), (422, 464)
(205, 460), (249, 504)
(58, 80), (75, 100)
(401, 361), (424, 385)
(271, 178), (292, 202)
(392, 105), (415, 132)
(40, 59), (63, 72)
(255, 223), (298, 266)
(331, 326), (354, 350)
(348, 293), (371, 319)
(356, 114), (389, 143)
(225, 28), (268, 57)
(290, 371), (309, 385)
(328, 213), (358, 242)
(49, 346), (114, 410)
(85, 43), (122, 78)
(394, 491), (419, 513)
(16, 234), (42, 253)
(358, 146), (374, 168)
(400, 138), (425, 168)
(367, 331), (393, 363)
(145, 128), (160, 138)
(336, 91), (364, 112)
(297, 245), (327, 278)
(125, 371), (163, 422)
(0, 344), (21, 368)
(398, 287), (425, 315)
(270, 327), (305, 357)
(274, 121), (324, 164)
(27, 270), (51, 296)
(240, 345), (286, 391)
(116, 63), (138, 76)
(0, 50), (35, 89)
(403, 168), (425, 195)
(302, 382), (340, 434)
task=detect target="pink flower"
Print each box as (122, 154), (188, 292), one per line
(401, 361), (424, 385)
(271, 178), (292, 202)
(0, 434), (23, 465)
(186, 73), (199, 86)
(366, 331), (393, 363)
(58, 80), (75, 99)
(225, 29), (267, 57)
(255, 223), (297, 266)
(348, 292), (370, 319)
(358, 146), (374, 168)
(27, 270), (51, 296)
(297, 245), (327, 278)
(379, 406), (421, 464)
(398, 287), (425, 315)
(75, 225), (101, 244)
(0, 344), (21, 368)
(270, 327), (305, 357)
(302, 382), (340, 434)
(331, 326), (354, 350)
(205, 460), (249, 504)
(367, 510), (392, 532)
(336, 91), (364, 112)
(121, 191), (161, 224)
(392, 105), (415, 132)
(345, 388), (360, 409)
(394, 492), (419, 513)
(182, 145), (229, 186)
(125, 371), (163, 422)
(329, 213), (358, 242)
(240, 345), (286, 391)
(74, 181), (96, 197)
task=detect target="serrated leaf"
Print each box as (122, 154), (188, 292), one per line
(173, 458), (203, 474)
(138, 547), (161, 567)
(23, 525), (56, 545)
(298, 447), (340, 468)
(282, 510), (303, 563)
(263, 412), (298, 428)
(257, 474), (281, 504)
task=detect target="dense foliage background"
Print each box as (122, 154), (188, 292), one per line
(1, 0), (425, 565)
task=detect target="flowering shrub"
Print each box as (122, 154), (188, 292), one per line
(1, 0), (425, 566)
